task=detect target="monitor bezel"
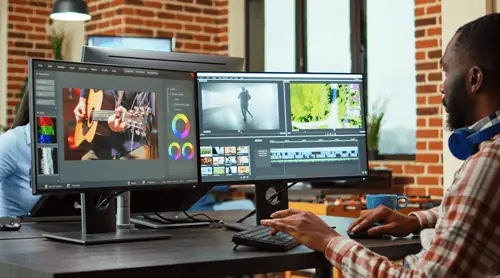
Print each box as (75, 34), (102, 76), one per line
(28, 58), (202, 195)
(194, 71), (369, 186)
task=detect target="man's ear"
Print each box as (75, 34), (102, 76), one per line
(469, 66), (483, 94)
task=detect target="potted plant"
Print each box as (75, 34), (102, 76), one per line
(366, 111), (384, 160)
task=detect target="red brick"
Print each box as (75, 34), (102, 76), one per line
(416, 39), (438, 49)
(417, 118), (426, 127)
(416, 141), (427, 150)
(428, 95), (443, 105)
(386, 165), (403, 174)
(415, 7), (425, 17)
(427, 27), (441, 36)
(416, 154), (440, 163)
(405, 187), (426, 197)
(417, 129), (439, 138)
(428, 117), (442, 127)
(426, 5), (441, 15)
(417, 84), (437, 93)
(428, 187), (444, 196)
(417, 177), (440, 186)
(416, 51), (425, 60)
(415, 0), (436, 4)
(405, 165), (425, 174)
(417, 96), (427, 105)
(428, 141), (443, 150)
(427, 165), (443, 174)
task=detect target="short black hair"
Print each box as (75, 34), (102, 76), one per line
(454, 13), (500, 72)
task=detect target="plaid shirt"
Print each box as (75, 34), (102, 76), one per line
(325, 112), (500, 277)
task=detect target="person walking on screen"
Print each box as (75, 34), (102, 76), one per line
(238, 87), (253, 122)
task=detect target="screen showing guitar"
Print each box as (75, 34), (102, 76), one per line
(29, 59), (199, 193)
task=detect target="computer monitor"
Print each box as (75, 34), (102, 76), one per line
(196, 72), (369, 223)
(28, 59), (199, 243)
(87, 36), (174, 52)
(81, 46), (244, 72)
(79, 46), (244, 222)
(196, 72), (369, 183)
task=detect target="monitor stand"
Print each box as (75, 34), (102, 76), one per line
(43, 192), (173, 245)
(222, 182), (289, 232)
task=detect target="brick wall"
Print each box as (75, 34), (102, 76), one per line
(6, 0), (53, 125)
(371, 0), (443, 197)
(85, 0), (229, 55)
(5, 0), (229, 124)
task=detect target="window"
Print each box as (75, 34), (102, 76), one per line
(264, 0), (296, 72)
(366, 0), (416, 154)
(245, 0), (417, 158)
(307, 0), (352, 73)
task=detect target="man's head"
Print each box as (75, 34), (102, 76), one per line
(441, 13), (500, 130)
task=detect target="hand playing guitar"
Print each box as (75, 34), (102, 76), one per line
(108, 106), (128, 132)
(73, 98), (87, 122)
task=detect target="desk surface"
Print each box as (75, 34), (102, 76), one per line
(0, 211), (421, 278)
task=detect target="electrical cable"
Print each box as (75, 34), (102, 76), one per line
(236, 182), (297, 223)
(95, 191), (126, 211)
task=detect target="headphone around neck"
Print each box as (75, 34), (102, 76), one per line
(448, 123), (500, 160)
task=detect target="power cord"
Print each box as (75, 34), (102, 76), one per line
(96, 191), (126, 211)
(145, 205), (220, 227)
(236, 182), (297, 224)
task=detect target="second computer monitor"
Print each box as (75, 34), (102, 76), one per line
(196, 72), (369, 184)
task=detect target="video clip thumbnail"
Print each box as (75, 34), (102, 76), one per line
(200, 82), (280, 131)
(290, 83), (362, 130)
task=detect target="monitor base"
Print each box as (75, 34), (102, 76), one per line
(43, 229), (172, 245)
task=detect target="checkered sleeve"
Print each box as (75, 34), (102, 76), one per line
(324, 140), (500, 277)
(409, 206), (440, 230)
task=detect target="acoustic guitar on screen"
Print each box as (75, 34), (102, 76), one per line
(73, 89), (151, 147)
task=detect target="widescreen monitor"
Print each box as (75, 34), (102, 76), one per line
(87, 36), (174, 52)
(196, 72), (369, 184)
(28, 59), (199, 194)
(81, 46), (244, 72)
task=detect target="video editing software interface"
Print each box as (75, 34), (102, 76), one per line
(197, 72), (369, 183)
(31, 60), (198, 192)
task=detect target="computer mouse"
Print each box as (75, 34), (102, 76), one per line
(0, 217), (21, 231)
(347, 224), (385, 239)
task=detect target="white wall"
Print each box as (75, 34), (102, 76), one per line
(0, 0), (7, 127)
(441, 0), (487, 189)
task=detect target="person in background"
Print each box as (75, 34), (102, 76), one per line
(261, 13), (500, 277)
(0, 92), (41, 217)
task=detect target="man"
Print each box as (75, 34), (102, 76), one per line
(261, 14), (500, 277)
(238, 87), (253, 122)
(74, 89), (155, 160)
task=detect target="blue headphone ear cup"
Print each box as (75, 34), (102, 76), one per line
(448, 128), (474, 160)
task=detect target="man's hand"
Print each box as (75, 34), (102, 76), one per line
(260, 209), (340, 253)
(73, 98), (87, 122)
(347, 205), (421, 237)
(108, 106), (127, 132)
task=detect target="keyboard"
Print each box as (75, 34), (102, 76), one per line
(232, 225), (300, 252)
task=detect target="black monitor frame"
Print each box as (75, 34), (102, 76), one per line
(81, 46), (244, 72)
(195, 71), (370, 186)
(28, 58), (202, 195)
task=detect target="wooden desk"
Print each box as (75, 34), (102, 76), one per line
(0, 211), (421, 278)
